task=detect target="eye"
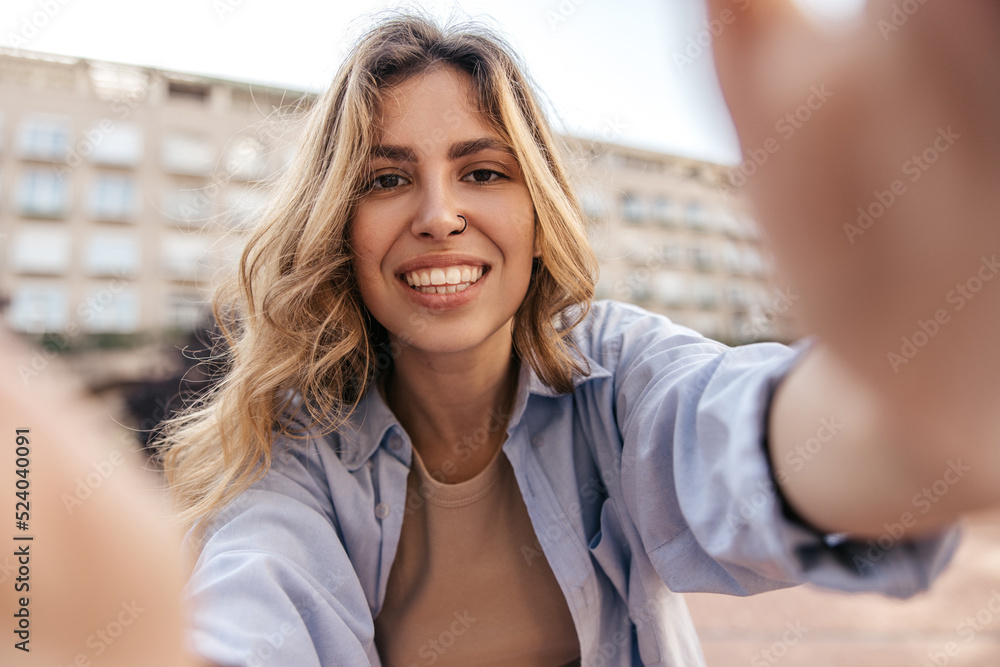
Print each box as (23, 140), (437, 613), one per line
(368, 173), (410, 191)
(463, 169), (506, 184)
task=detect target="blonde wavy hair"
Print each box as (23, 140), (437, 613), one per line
(161, 13), (598, 529)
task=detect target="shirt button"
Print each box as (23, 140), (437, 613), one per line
(375, 503), (390, 519)
(389, 435), (403, 451)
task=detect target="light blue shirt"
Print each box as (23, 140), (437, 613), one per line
(187, 300), (957, 666)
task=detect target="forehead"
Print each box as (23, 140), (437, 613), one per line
(374, 66), (495, 145)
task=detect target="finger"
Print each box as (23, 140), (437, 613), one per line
(706, 0), (826, 147)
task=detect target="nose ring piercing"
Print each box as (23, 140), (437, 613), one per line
(453, 215), (468, 235)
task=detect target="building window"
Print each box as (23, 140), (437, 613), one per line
(164, 293), (207, 331)
(81, 286), (138, 333)
(621, 192), (644, 225)
(224, 135), (268, 181)
(654, 243), (686, 268)
(684, 202), (707, 231)
(162, 236), (213, 281)
(90, 122), (143, 167)
(89, 175), (137, 221)
(691, 244), (715, 272)
(8, 285), (67, 333)
(162, 134), (215, 176)
(17, 114), (71, 161)
(162, 187), (213, 225)
(651, 198), (675, 227)
(693, 279), (719, 309)
(18, 168), (69, 218)
(10, 228), (72, 274)
(722, 242), (742, 273)
(725, 281), (749, 307)
(168, 80), (210, 103)
(85, 233), (139, 276)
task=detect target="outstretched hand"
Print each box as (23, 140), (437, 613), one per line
(708, 0), (1000, 532)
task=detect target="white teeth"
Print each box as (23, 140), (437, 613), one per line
(402, 264), (486, 294)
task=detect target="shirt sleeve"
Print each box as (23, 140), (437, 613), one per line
(603, 304), (959, 599)
(185, 441), (380, 667)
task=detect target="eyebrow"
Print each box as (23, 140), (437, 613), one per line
(448, 137), (511, 161)
(369, 137), (512, 163)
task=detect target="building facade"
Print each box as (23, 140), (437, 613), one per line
(0, 48), (309, 344)
(0, 48), (795, 360)
(569, 137), (795, 343)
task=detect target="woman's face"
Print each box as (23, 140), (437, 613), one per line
(351, 66), (536, 358)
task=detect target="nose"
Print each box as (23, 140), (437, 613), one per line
(410, 179), (465, 240)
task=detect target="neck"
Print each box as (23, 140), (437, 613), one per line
(384, 328), (518, 483)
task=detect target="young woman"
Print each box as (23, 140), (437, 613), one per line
(164, 6), (1000, 666)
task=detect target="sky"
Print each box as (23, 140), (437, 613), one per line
(0, 0), (867, 165)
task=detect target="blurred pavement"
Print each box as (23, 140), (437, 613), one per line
(686, 511), (1000, 666)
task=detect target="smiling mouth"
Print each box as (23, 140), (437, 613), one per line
(402, 264), (487, 294)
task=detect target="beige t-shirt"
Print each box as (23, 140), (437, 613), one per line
(374, 443), (581, 667)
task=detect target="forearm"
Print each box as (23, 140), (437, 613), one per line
(768, 344), (1000, 538)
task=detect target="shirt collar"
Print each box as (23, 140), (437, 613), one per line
(335, 350), (612, 472)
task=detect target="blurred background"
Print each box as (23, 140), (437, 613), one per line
(0, 1), (996, 665)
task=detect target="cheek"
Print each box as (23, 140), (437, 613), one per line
(350, 217), (388, 278)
